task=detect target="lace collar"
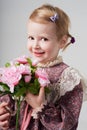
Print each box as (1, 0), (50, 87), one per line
(37, 56), (63, 67)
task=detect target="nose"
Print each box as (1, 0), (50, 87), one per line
(33, 40), (40, 49)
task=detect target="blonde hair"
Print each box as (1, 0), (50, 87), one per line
(29, 4), (74, 49)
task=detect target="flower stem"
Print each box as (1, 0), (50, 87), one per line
(16, 99), (21, 130)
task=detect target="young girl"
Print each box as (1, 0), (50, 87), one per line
(0, 4), (86, 130)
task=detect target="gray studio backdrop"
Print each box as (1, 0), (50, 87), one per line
(0, 0), (87, 130)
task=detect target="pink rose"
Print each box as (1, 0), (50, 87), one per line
(17, 64), (31, 75)
(0, 66), (22, 93)
(35, 69), (50, 87)
(16, 55), (28, 64)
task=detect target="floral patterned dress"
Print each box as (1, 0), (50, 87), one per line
(0, 57), (83, 130)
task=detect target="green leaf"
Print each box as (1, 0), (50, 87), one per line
(34, 78), (40, 87)
(30, 67), (36, 73)
(0, 82), (10, 91)
(28, 85), (40, 95)
(19, 78), (25, 86)
(5, 62), (11, 67)
(14, 87), (26, 97)
(26, 57), (37, 73)
(27, 58), (32, 66)
(0, 91), (12, 97)
(15, 62), (20, 66)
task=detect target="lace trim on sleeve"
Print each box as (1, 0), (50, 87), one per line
(31, 100), (47, 119)
(69, 69), (87, 101)
(78, 73), (87, 101)
(59, 67), (81, 97)
(81, 78), (87, 101)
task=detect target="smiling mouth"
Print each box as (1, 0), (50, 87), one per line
(33, 51), (45, 57)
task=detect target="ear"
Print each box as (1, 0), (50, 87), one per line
(59, 35), (68, 49)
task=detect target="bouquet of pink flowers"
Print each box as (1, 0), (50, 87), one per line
(0, 55), (50, 130)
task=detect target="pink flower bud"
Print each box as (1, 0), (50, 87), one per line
(24, 75), (31, 83)
(32, 59), (39, 66)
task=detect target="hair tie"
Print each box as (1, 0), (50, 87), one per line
(70, 37), (75, 44)
(50, 13), (59, 22)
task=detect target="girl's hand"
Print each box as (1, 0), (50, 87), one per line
(25, 87), (45, 109)
(0, 102), (10, 130)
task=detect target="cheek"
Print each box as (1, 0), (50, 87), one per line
(27, 41), (32, 51)
(45, 48), (52, 53)
(45, 45), (55, 53)
(41, 43), (53, 51)
(46, 45), (59, 56)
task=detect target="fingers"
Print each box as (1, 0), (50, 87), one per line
(25, 87), (45, 109)
(0, 102), (8, 108)
(0, 102), (9, 115)
(0, 113), (10, 130)
(0, 120), (9, 130)
(0, 112), (10, 121)
(38, 87), (45, 101)
(0, 102), (10, 130)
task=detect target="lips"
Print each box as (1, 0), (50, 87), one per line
(33, 51), (45, 57)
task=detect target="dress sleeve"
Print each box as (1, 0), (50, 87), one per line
(0, 95), (16, 130)
(59, 67), (87, 101)
(38, 67), (83, 130)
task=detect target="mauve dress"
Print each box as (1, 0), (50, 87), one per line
(0, 62), (83, 130)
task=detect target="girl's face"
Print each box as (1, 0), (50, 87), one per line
(27, 20), (62, 64)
